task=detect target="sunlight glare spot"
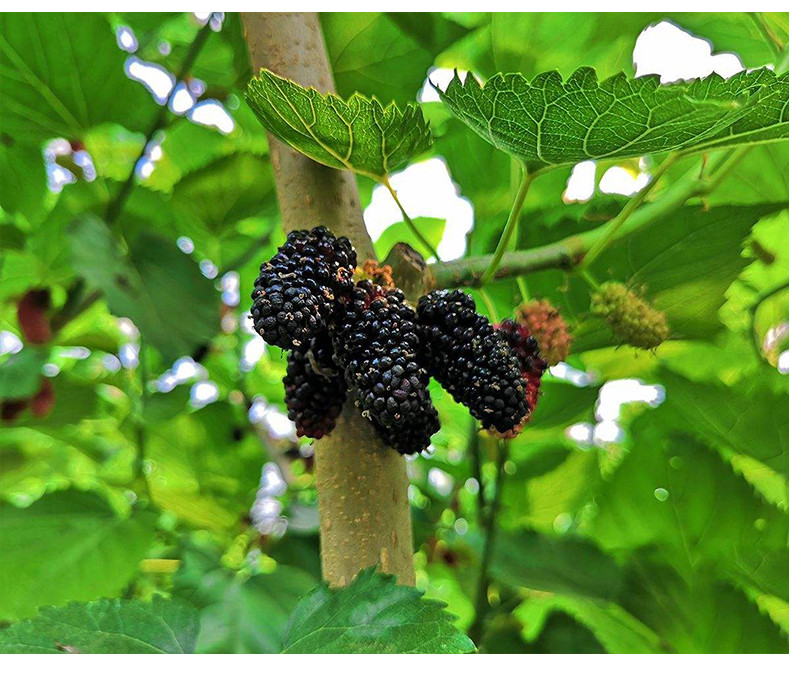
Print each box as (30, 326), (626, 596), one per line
(0, 331), (23, 355)
(563, 160), (596, 203)
(428, 468), (454, 497)
(116, 26), (138, 53)
(125, 57), (174, 104)
(190, 380), (219, 407)
(176, 236), (194, 254)
(189, 101), (235, 134)
(634, 21), (743, 83)
(418, 67), (467, 103)
(599, 166), (651, 196)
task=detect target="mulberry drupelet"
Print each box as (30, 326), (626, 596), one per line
(333, 280), (439, 455)
(417, 289), (529, 434)
(251, 226), (356, 350)
(283, 332), (347, 439)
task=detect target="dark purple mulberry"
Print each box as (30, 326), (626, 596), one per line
(417, 289), (529, 434)
(251, 226), (356, 350)
(284, 332), (347, 439)
(333, 280), (439, 455)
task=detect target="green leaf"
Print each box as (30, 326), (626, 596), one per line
(171, 152), (276, 237)
(514, 594), (665, 653)
(590, 417), (788, 598)
(0, 597), (199, 653)
(437, 68), (788, 170)
(0, 347), (47, 400)
(621, 556), (787, 653)
(0, 142), (48, 223)
(172, 542), (318, 653)
(657, 370), (788, 478)
(144, 408), (261, 532)
(67, 216), (220, 363)
(0, 13), (157, 144)
(281, 567), (475, 653)
(489, 531), (622, 600)
(0, 491), (156, 619)
(669, 12), (788, 69)
(246, 68), (432, 181)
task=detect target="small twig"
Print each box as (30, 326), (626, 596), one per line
(478, 165), (534, 286)
(468, 439), (509, 644)
(106, 17), (216, 225)
(582, 152), (678, 270)
(382, 178), (442, 262)
(134, 336), (152, 500)
(579, 268), (601, 291)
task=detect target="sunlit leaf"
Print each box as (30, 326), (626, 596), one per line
(437, 68), (788, 169)
(246, 68), (432, 181)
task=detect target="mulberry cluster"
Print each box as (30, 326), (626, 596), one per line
(590, 281), (669, 351)
(252, 228), (552, 453)
(334, 280), (439, 454)
(251, 226), (356, 350)
(496, 319), (548, 419)
(417, 290), (529, 434)
(516, 299), (572, 366)
(283, 332), (346, 439)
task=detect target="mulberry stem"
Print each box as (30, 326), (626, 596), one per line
(478, 165), (534, 286)
(383, 178), (442, 262)
(581, 152), (678, 270)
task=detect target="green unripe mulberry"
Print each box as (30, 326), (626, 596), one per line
(590, 282), (669, 351)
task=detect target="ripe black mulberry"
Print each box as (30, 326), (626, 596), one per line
(251, 226), (356, 350)
(283, 332), (347, 439)
(333, 280), (439, 454)
(417, 289), (529, 434)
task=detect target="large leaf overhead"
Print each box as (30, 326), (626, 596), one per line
(0, 597), (200, 653)
(437, 67), (789, 168)
(281, 567), (475, 653)
(246, 68), (432, 181)
(0, 13), (157, 144)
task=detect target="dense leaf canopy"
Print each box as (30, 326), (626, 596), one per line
(0, 11), (787, 654)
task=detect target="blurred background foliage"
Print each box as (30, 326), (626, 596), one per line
(0, 11), (787, 653)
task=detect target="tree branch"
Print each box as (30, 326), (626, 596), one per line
(430, 148), (749, 290)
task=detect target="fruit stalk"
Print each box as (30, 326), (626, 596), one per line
(242, 11), (416, 586)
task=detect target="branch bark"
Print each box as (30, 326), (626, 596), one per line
(242, 12), (415, 587)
